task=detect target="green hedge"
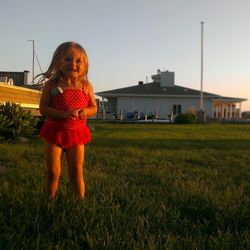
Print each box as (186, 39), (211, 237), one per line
(0, 102), (38, 139)
(174, 112), (196, 124)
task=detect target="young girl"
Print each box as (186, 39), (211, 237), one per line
(39, 42), (97, 200)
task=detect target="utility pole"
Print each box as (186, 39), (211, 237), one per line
(200, 22), (205, 123)
(28, 40), (35, 84)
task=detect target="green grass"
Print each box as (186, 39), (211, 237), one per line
(0, 123), (249, 249)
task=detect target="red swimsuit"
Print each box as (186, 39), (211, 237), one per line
(40, 84), (91, 148)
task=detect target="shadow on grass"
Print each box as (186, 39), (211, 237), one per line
(0, 192), (91, 249)
(92, 138), (250, 150)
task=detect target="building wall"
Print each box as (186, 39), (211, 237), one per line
(116, 96), (213, 117)
(0, 71), (29, 86)
(0, 83), (41, 109)
(106, 97), (117, 113)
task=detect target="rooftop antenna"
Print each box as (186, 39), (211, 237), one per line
(28, 40), (35, 84)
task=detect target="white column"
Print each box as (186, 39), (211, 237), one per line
(221, 104), (224, 119)
(215, 105), (219, 118)
(239, 102), (242, 118)
(225, 104), (228, 120)
(119, 109), (123, 121)
(229, 103), (232, 119)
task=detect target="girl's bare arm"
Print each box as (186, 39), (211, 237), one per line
(79, 82), (97, 119)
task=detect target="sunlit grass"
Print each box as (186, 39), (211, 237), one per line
(0, 123), (249, 249)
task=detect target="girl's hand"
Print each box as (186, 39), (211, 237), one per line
(78, 109), (87, 120)
(63, 110), (79, 119)
(72, 110), (80, 119)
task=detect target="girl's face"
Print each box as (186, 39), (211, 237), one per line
(60, 48), (86, 79)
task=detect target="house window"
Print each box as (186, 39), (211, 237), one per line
(173, 104), (181, 115)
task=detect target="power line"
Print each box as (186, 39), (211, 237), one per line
(34, 49), (43, 74)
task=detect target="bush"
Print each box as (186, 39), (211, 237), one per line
(0, 102), (38, 139)
(174, 112), (196, 124)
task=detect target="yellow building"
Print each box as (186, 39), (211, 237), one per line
(0, 82), (41, 115)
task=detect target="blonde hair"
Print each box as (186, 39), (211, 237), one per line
(36, 41), (89, 85)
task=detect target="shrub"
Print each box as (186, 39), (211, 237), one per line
(0, 102), (38, 139)
(174, 112), (196, 124)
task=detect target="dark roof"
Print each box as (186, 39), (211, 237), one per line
(96, 81), (247, 102)
(96, 81), (220, 97)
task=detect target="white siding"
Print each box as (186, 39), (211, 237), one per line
(117, 96), (214, 117)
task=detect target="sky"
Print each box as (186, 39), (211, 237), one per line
(1, 0), (250, 110)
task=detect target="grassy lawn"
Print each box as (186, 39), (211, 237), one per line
(0, 122), (249, 249)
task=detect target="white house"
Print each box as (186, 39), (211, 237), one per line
(96, 70), (247, 120)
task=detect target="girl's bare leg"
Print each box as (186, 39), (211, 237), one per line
(45, 142), (62, 199)
(65, 145), (85, 199)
